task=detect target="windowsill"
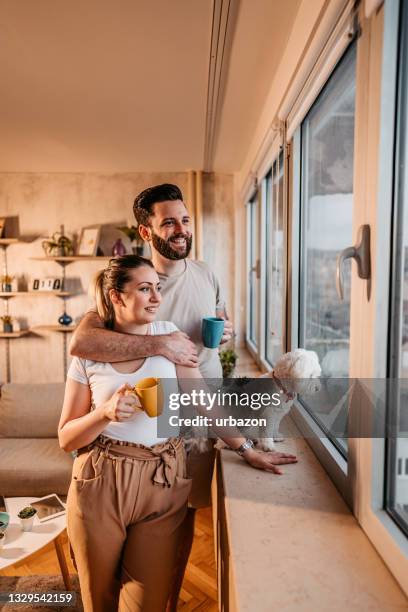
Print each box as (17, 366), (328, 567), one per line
(216, 433), (407, 610)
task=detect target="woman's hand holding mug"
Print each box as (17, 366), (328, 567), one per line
(103, 384), (142, 422)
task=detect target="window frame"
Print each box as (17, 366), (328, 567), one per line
(289, 125), (352, 506)
(246, 136), (286, 368)
(351, 0), (408, 590)
(246, 192), (260, 353)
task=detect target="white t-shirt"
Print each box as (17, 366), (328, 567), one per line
(67, 321), (179, 447)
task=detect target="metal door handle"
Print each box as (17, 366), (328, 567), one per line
(336, 224), (371, 300)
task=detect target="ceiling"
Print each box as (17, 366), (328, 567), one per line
(0, 0), (300, 173)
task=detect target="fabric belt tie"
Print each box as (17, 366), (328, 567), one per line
(149, 443), (178, 487)
(87, 436), (182, 488)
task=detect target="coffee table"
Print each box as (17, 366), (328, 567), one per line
(0, 497), (71, 590)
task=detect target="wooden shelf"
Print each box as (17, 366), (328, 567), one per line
(0, 291), (73, 298)
(0, 239), (20, 247)
(33, 325), (77, 333)
(30, 256), (111, 262)
(0, 330), (30, 338)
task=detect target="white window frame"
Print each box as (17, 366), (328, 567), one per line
(352, 0), (408, 593)
(246, 193), (260, 355)
(245, 135), (286, 368)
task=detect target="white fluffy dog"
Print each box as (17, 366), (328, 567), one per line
(215, 348), (321, 452)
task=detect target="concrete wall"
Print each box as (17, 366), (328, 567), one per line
(0, 171), (233, 382)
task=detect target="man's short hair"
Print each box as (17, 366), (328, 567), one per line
(133, 183), (183, 226)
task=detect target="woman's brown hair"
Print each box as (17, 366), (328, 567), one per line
(94, 255), (154, 329)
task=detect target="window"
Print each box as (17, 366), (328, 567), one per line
(387, 0), (408, 535)
(265, 151), (285, 365)
(247, 196), (259, 347)
(298, 41), (357, 456)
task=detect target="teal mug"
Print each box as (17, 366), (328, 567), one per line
(202, 317), (225, 349)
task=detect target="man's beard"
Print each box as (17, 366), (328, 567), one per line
(151, 232), (193, 260)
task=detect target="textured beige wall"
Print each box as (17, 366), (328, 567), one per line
(0, 172), (233, 382)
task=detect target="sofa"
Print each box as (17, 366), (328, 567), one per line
(0, 383), (73, 497)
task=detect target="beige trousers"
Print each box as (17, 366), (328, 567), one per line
(67, 436), (192, 612)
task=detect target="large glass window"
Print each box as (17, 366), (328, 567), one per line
(247, 196), (259, 346)
(298, 41), (357, 454)
(265, 151), (285, 365)
(387, 0), (408, 535)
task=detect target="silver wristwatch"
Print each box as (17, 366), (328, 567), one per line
(235, 439), (254, 456)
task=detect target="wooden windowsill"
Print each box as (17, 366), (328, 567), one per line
(216, 431), (407, 610)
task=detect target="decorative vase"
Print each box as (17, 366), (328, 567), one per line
(1, 283), (12, 292)
(58, 312), (73, 326)
(112, 238), (126, 257)
(3, 322), (13, 333)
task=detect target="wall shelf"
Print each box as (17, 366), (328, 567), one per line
(0, 330), (30, 338)
(0, 238), (20, 247)
(0, 291), (73, 298)
(33, 325), (77, 333)
(31, 256), (110, 263)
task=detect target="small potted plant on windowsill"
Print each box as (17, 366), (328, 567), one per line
(117, 225), (144, 256)
(219, 348), (238, 378)
(18, 506), (37, 531)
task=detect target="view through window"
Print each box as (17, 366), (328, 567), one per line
(299, 42), (357, 455)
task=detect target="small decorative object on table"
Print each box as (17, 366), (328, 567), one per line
(112, 238), (126, 257)
(42, 226), (74, 257)
(1, 315), (13, 333)
(58, 312), (73, 326)
(117, 225), (144, 255)
(18, 505), (37, 531)
(1, 275), (13, 292)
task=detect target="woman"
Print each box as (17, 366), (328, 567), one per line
(59, 255), (296, 612)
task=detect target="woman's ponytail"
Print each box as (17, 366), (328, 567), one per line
(94, 269), (115, 329)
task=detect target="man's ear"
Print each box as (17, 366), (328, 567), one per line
(109, 289), (124, 306)
(138, 224), (151, 242)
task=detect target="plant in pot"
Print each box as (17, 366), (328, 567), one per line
(219, 348), (238, 378)
(18, 506), (37, 531)
(1, 274), (13, 292)
(117, 225), (144, 256)
(1, 315), (13, 333)
(42, 231), (74, 257)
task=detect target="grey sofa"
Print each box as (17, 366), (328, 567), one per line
(0, 383), (73, 497)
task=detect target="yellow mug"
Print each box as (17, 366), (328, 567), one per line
(133, 377), (163, 418)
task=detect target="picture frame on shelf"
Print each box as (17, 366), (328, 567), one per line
(77, 225), (101, 256)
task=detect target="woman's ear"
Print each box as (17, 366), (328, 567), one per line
(138, 224), (151, 242)
(109, 288), (124, 306)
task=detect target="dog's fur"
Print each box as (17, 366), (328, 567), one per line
(214, 348), (321, 453)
